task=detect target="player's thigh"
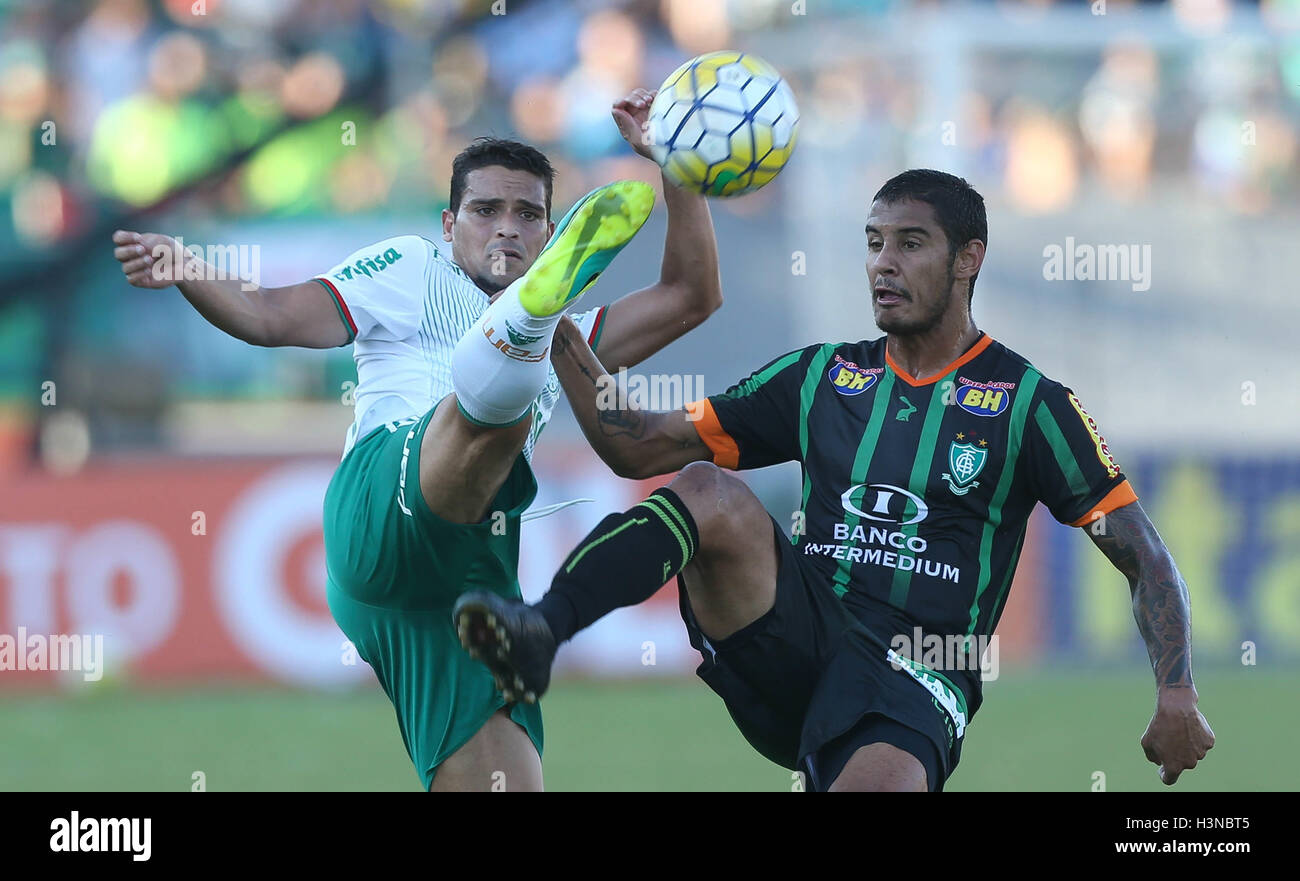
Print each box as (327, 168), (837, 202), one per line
(667, 461), (779, 640)
(431, 708), (543, 793)
(828, 740), (928, 793)
(328, 588), (545, 791)
(325, 408), (532, 608)
(798, 626), (966, 792)
(675, 509), (854, 769)
(419, 394), (534, 524)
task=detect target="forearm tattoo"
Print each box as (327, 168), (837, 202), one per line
(1089, 503), (1193, 689)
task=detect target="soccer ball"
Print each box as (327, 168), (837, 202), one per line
(645, 50), (799, 198)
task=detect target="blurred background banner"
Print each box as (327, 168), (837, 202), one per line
(1, 0), (1298, 695)
(2, 447), (1297, 687)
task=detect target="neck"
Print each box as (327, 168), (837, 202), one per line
(886, 308), (982, 382)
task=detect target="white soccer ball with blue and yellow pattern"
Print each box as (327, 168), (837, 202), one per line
(646, 51), (799, 198)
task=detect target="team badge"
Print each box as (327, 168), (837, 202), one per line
(942, 441), (987, 496)
(827, 358), (880, 396)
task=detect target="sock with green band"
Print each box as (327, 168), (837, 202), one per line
(535, 487), (700, 645)
(450, 274), (561, 426)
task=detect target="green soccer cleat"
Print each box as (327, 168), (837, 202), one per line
(517, 179), (655, 318)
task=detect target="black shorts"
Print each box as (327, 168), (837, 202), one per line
(677, 516), (973, 792)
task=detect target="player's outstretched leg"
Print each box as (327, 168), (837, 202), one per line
(371, 181), (654, 793)
(423, 180), (655, 525)
(449, 179), (654, 427)
(453, 461), (778, 703)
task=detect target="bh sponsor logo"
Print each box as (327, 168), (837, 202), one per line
(827, 355), (882, 396)
(954, 376), (1014, 417)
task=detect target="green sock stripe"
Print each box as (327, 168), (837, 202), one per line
(643, 493), (695, 560)
(564, 516), (650, 575)
(634, 500), (690, 571)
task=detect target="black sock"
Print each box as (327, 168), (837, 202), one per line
(535, 487), (699, 644)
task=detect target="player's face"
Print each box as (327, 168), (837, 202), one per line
(864, 199), (958, 335)
(443, 166), (554, 295)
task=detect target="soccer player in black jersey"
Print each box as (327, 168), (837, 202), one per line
(455, 169), (1215, 792)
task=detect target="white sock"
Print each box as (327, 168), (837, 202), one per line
(451, 277), (565, 426)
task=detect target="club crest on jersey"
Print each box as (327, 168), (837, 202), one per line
(827, 356), (882, 396)
(954, 377), (1014, 417)
(942, 441), (987, 496)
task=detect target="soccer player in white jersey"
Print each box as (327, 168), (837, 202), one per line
(111, 89), (722, 791)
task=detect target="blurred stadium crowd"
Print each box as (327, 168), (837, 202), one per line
(1, 0), (1297, 687)
(0, 0), (1298, 463)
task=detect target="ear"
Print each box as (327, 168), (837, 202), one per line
(954, 239), (985, 281)
(546, 219), (555, 240)
(441, 208), (454, 243)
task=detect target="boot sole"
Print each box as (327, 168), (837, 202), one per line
(518, 181), (655, 318)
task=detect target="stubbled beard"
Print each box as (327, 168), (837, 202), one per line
(876, 266), (957, 335)
(472, 273), (508, 295)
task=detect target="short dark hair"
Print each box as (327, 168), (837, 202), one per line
(449, 137), (555, 218)
(872, 169), (987, 302)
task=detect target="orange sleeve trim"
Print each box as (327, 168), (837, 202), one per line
(1069, 480), (1138, 527)
(685, 399), (739, 470)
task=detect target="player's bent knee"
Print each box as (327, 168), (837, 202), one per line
(431, 393), (533, 446)
(669, 461), (768, 552)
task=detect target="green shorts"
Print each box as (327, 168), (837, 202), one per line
(323, 405), (543, 790)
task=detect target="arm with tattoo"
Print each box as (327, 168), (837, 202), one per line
(1087, 500), (1215, 784)
(1088, 502), (1192, 688)
(552, 315), (711, 479)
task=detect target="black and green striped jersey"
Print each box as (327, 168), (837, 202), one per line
(688, 333), (1136, 641)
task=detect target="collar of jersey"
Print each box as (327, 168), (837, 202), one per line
(884, 332), (993, 387)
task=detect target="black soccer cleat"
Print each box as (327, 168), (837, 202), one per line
(453, 592), (557, 705)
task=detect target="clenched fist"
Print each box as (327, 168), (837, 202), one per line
(1142, 687), (1215, 785)
(612, 88), (658, 162)
(112, 229), (190, 289)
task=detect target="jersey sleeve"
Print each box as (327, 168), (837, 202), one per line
(1024, 382), (1138, 526)
(684, 347), (810, 471)
(313, 235), (433, 344)
(570, 306), (608, 352)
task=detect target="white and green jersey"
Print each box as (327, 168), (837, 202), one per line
(315, 235), (607, 460)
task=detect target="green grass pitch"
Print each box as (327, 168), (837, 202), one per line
(0, 668), (1285, 791)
